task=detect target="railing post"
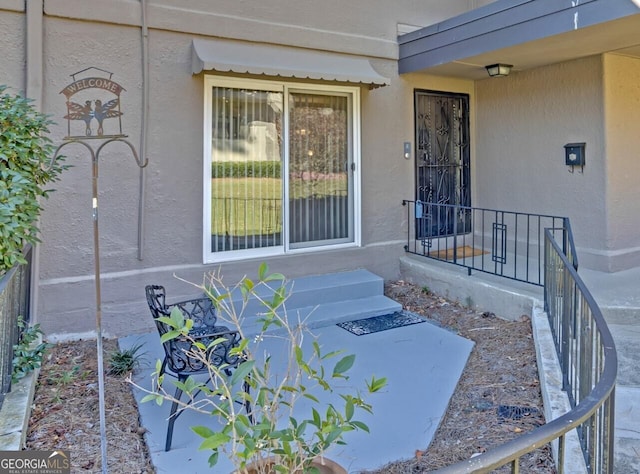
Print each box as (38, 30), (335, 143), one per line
(561, 260), (572, 393)
(562, 218), (569, 257)
(604, 386), (616, 474)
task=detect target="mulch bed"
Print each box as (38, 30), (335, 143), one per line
(25, 339), (154, 474)
(367, 281), (556, 473)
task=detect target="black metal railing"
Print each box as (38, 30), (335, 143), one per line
(429, 227), (616, 473)
(402, 200), (571, 286)
(0, 245), (33, 407)
(543, 228), (616, 473)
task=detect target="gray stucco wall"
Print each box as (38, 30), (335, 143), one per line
(475, 55), (609, 270)
(603, 53), (640, 270)
(25, 1), (479, 337)
(0, 5), (26, 92)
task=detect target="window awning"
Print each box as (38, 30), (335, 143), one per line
(191, 38), (390, 88)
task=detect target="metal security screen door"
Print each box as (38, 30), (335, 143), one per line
(206, 79), (356, 258)
(414, 90), (470, 239)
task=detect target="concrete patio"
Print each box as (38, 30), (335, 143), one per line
(120, 270), (475, 473)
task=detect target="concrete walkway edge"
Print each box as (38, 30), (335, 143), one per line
(532, 304), (587, 473)
(0, 368), (38, 450)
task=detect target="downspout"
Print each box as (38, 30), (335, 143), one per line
(26, 0), (43, 106)
(26, 0), (44, 323)
(138, 0), (150, 260)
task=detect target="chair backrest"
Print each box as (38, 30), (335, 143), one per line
(145, 284), (168, 318)
(144, 285), (241, 376)
(145, 284), (218, 331)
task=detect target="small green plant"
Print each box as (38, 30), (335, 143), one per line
(421, 285), (431, 295)
(465, 296), (474, 308)
(49, 391), (63, 404)
(108, 342), (146, 376)
(53, 367), (78, 385)
(47, 365), (83, 386)
(0, 85), (67, 276)
(12, 317), (50, 384)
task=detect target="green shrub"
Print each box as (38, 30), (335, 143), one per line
(12, 317), (50, 384)
(212, 161), (281, 179)
(0, 85), (67, 275)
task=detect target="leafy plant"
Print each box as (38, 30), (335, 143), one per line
(0, 85), (67, 275)
(51, 366), (80, 386)
(107, 342), (146, 376)
(47, 365), (91, 386)
(12, 317), (50, 384)
(138, 264), (387, 473)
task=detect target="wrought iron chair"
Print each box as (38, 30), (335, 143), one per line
(144, 284), (249, 451)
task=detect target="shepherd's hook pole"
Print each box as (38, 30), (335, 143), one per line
(91, 153), (108, 474)
(51, 140), (109, 474)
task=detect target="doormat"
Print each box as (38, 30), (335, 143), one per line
(431, 246), (488, 261)
(337, 311), (426, 336)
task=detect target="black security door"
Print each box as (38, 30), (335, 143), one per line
(414, 90), (470, 239)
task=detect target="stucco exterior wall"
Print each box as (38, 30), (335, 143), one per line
(0, 4), (26, 92)
(602, 53), (640, 270)
(30, 2), (478, 336)
(475, 56), (608, 270)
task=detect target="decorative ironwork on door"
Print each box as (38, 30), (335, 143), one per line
(414, 90), (470, 239)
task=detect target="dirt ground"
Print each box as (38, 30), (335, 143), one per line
(25, 280), (556, 473)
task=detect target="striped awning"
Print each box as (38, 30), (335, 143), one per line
(192, 38), (390, 88)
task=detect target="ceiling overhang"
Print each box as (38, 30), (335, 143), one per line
(192, 38), (390, 88)
(399, 0), (640, 80)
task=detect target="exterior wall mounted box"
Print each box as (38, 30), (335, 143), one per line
(564, 143), (586, 166)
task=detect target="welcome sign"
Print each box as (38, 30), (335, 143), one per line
(60, 67), (126, 140)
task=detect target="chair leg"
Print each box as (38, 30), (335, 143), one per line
(165, 379), (185, 451)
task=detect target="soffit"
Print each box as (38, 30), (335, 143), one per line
(399, 0), (640, 79)
(192, 38), (390, 88)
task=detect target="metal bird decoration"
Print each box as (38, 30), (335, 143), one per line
(64, 100), (94, 136)
(93, 98), (122, 136)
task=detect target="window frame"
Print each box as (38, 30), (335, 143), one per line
(202, 75), (362, 264)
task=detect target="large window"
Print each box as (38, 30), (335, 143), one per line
(203, 77), (360, 262)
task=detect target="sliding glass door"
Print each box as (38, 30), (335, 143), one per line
(288, 92), (352, 248)
(204, 78), (358, 262)
(209, 86), (283, 253)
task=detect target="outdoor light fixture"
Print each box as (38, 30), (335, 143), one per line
(485, 63), (513, 77)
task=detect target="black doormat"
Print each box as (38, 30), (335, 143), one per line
(337, 311), (426, 336)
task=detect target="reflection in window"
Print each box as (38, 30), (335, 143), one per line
(210, 88), (283, 252)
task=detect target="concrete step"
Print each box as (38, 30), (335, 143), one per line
(221, 269), (386, 319)
(203, 269), (401, 337)
(238, 294), (402, 337)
